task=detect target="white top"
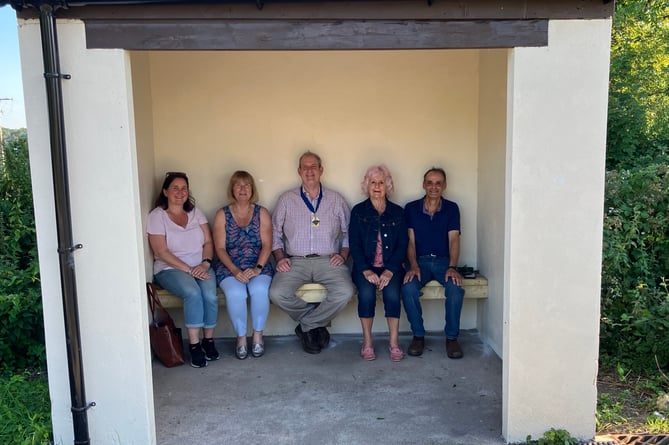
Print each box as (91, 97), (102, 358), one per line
(146, 207), (208, 275)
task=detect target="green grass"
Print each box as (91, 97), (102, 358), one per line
(0, 370), (52, 445)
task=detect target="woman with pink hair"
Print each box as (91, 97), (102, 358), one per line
(349, 165), (408, 361)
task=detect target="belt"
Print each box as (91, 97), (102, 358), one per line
(420, 254), (444, 258)
(291, 254), (323, 258)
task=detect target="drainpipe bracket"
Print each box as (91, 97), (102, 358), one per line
(58, 243), (83, 254)
(71, 401), (96, 413)
(44, 72), (71, 80)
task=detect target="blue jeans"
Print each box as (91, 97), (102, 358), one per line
(401, 256), (464, 339)
(155, 268), (218, 329)
(220, 274), (271, 336)
(353, 267), (402, 318)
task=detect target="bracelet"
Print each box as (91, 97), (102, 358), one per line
(202, 258), (212, 264)
(448, 266), (457, 270)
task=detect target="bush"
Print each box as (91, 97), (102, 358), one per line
(601, 159), (669, 371)
(0, 130), (44, 374)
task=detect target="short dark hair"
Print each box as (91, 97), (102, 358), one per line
(423, 167), (447, 183)
(154, 171), (195, 211)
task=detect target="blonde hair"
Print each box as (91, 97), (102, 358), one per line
(227, 170), (259, 204)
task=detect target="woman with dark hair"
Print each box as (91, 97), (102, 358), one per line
(349, 165), (408, 361)
(147, 172), (220, 368)
(213, 170), (273, 359)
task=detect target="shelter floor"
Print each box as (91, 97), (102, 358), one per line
(152, 330), (504, 445)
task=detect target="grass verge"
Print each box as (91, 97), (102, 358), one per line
(0, 370), (52, 445)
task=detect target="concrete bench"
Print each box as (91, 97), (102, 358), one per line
(155, 274), (488, 308)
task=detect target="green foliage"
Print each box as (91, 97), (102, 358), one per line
(600, 161), (669, 372)
(0, 131), (44, 374)
(524, 429), (578, 445)
(0, 371), (52, 445)
(596, 392), (628, 430)
(606, 0), (669, 169)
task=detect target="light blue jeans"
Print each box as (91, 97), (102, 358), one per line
(219, 274), (271, 337)
(401, 256), (465, 339)
(155, 268), (218, 329)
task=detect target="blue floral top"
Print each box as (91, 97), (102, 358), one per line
(214, 205), (273, 283)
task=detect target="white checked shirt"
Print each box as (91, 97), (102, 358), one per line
(272, 185), (350, 256)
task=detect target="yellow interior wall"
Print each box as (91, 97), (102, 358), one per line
(147, 49), (482, 267)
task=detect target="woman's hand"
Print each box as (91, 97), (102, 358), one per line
(189, 263), (211, 280)
(377, 270), (393, 290)
(364, 269), (393, 290)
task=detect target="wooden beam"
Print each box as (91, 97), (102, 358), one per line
(19, 0), (614, 21)
(85, 19), (547, 50)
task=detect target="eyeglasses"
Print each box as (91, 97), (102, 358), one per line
(165, 171), (187, 177)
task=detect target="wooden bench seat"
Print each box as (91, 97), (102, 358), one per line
(156, 274), (488, 308)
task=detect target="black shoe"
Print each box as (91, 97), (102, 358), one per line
(189, 343), (207, 368)
(408, 336), (425, 357)
(295, 325), (321, 354)
(201, 338), (220, 361)
(316, 326), (330, 349)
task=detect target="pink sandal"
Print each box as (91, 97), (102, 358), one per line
(389, 346), (404, 362)
(360, 346), (376, 361)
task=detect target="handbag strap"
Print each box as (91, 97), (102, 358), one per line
(147, 282), (170, 323)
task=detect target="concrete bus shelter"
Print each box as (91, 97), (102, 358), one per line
(12, 1), (611, 443)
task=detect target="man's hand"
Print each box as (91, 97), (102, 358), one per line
(276, 257), (292, 273)
(403, 267), (421, 284)
(329, 253), (346, 267)
(445, 267), (463, 286)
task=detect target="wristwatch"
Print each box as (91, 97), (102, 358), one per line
(202, 258), (212, 264)
(256, 264), (263, 270)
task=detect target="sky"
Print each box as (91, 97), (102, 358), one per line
(0, 5), (27, 129)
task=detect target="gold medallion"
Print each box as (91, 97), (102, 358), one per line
(311, 215), (320, 227)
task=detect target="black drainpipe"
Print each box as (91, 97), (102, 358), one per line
(37, 4), (93, 445)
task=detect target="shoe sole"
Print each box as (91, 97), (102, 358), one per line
(190, 361), (207, 368)
(407, 350), (423, 357)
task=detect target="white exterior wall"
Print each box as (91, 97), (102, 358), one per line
(19, 20), (155, 445)
(503, 20), (611, 442)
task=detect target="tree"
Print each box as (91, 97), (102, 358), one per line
(606, 0), (669, 169)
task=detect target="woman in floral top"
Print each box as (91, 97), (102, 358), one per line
(213, 171), (273, 359)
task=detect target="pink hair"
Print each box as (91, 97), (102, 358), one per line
(361, 164), (394, 196)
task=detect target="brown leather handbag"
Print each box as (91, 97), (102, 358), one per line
(147, 282), (185, 367)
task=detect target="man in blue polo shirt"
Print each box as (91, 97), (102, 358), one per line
(402, 167), (465, 359)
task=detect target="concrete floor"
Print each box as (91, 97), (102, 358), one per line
(152, 330), (504, 445)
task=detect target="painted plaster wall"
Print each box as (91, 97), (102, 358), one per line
(142, 50), (486, 335)
(19, 20), (156, 445)
(502, 19), (610, 442)
(477, 49), (508, 357)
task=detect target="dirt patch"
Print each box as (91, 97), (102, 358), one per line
(597, 370), (666, 435)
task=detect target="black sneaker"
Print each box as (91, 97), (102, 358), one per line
(189, 343), (207, 368)
(295, 325), (321, 354)
(201, 338), (220, 361)
(316, 327), (330, 349)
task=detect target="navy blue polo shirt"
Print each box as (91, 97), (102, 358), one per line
(405, 197), (461, 257)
